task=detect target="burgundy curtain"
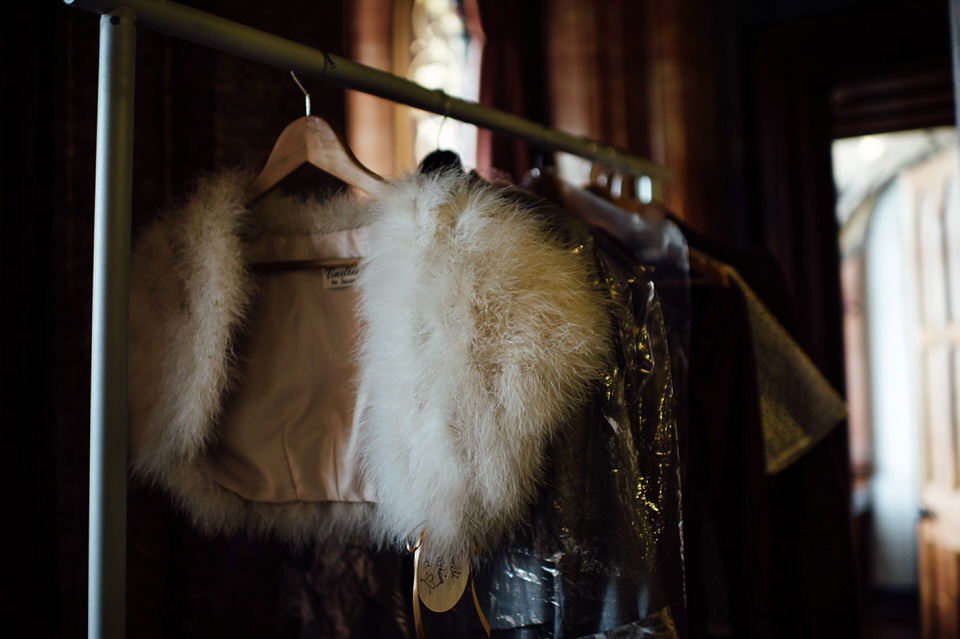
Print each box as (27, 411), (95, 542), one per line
(475, 0), (546, 181)
(479, 0), (726, 236)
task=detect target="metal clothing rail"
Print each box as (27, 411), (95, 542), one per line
(64, 1), (671, 638)
(67, 0), (671, 180)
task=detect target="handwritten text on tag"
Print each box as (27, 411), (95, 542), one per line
(416, 555), (470, 613)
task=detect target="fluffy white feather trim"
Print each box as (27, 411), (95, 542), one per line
(355, 172), (613, 560)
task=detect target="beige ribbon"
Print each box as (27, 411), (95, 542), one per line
(471, 580), (492, 637)
(406, 529), (490, 639)
(409, 535), (425, 639)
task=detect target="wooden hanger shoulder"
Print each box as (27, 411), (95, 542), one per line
(246, 115), (382, 201)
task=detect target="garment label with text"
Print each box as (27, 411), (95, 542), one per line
(322, 264), (360, 289)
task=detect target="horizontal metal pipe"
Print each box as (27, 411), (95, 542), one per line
(64, 0), (671, 180)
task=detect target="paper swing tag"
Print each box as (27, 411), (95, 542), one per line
(417, 554), (470, 613)
(408, 531), (490, 639)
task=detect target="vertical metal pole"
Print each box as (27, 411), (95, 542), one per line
(951, 0), (960, 154)
(89, 8), (135, 639)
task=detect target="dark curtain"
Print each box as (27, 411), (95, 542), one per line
(475, 0), (547, 181)
(4, 1), (59, 635)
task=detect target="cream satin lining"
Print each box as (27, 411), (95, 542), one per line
(204, 226), (376, 504)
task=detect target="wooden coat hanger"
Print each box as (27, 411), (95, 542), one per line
(246, 72), (383, 202)
(245, 115), (383, 201)
(246, 72), (383, 272)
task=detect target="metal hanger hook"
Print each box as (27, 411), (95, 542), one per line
(436, 93), (452, 151)
(436, 89), (450, 151)
(289, 70), (311, 117)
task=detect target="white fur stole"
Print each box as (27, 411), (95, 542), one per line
(355, 172), (613, 560)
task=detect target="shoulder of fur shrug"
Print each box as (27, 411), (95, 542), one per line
(355, 172), (613, 560)
(128, 169), (614, 557)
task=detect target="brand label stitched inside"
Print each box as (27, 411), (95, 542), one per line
(322, 264), (360, 289)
